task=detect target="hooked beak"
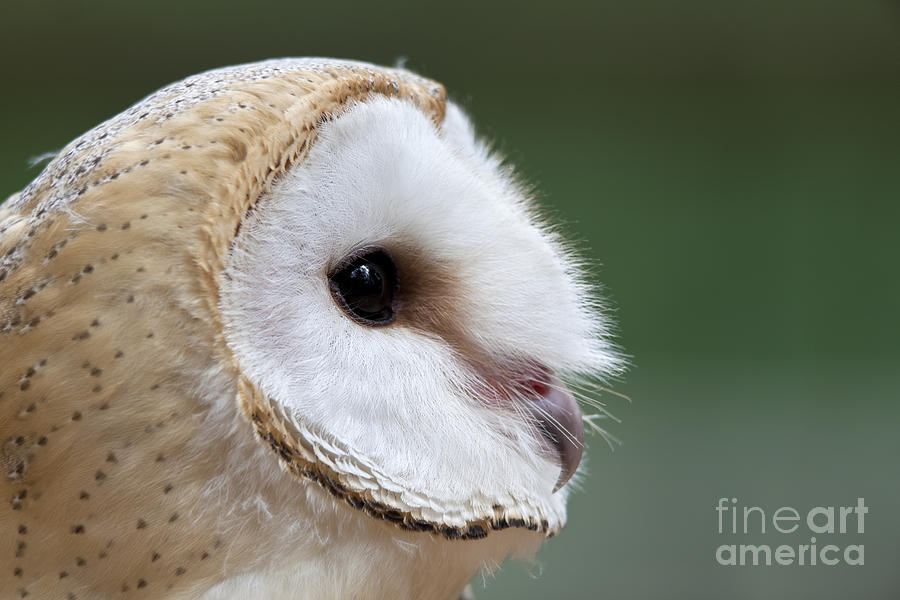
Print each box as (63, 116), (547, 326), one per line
(525, 374), (584, 492)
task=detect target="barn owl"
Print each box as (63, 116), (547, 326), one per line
(0, 58), (621, 599)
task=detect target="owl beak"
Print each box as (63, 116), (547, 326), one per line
(525, 375), (585, 493)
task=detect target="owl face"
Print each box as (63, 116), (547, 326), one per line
(220, 97), (619, 536)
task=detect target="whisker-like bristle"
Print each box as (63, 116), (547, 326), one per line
(582, 414), (621, 451)
(528, 401), (583, 447)
(570, 379), (632, 404)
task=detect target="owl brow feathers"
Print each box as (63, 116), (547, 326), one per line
(10, 59), (447, 220)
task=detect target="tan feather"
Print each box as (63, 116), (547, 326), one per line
(1, 59), (448, 599)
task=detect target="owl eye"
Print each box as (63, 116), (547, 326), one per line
(328, 248), (398, 326)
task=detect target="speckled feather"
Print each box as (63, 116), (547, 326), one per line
(0, 59), (463, 599)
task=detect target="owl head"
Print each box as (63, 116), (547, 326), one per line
(1, 58), (621, 597)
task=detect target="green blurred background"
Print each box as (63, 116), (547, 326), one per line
(2, 1), (899, 598)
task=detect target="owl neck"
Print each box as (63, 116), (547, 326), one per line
(193, 433), (527, 600)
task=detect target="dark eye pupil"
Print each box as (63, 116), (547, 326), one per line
(344, 264), (385, 312)
(329, 249), (397, 325)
